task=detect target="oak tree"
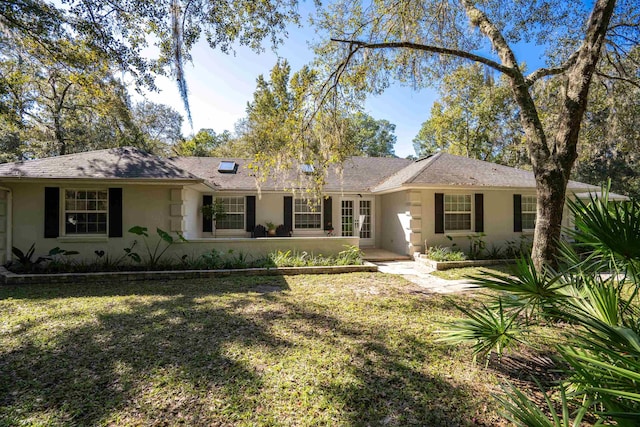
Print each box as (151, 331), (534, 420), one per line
(315, 0), (639, 270)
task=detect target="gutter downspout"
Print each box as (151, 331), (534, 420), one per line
(0, 186), (12, 265)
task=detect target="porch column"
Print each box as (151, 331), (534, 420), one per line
(0, 190), (9, 264)
(407, 190), (423, 255)
(169, 188), (186, 233)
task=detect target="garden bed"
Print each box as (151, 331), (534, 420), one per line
(417, 255), (515, 271)
(0, 263), (378, 285)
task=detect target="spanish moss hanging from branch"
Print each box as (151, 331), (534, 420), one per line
(170, 0), (192, 127)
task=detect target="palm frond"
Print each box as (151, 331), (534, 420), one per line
(437, 298), (522, 360)
(496, 379), (600, 427)
(566, 184), (640, 267)
(469, 255), (566, 318)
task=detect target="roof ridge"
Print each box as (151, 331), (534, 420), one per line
(403, 152), (442, 184)
(353, 157), (414, 190)
(1, 146), (144, 166)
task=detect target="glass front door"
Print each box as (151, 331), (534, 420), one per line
(341, 198), (374, 246)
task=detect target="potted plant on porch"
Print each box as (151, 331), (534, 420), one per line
(265, 221), (276, 236)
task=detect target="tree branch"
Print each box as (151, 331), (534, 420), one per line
(525, 52), (579, 86)
(459, 0), (550, 164)
(595, 71), (640, 89)
(329, 38), (514, 75)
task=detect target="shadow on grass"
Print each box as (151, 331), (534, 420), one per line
(0, 276), (498, 425)
(0, 276), (291, 425)
(263, 296), (496, 426)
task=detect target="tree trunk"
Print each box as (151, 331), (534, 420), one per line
(530, 0), (616, 269)
(531, 164), (568, 271)
(53, 111), (66, 155)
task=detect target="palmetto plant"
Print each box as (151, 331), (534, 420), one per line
(442, 185), (640, 425)
(438, 298), (523, 363)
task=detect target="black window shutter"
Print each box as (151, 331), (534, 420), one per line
(284, 196), (293, 232)
(44, 187), (60, 238)
(202, 195), (213, 232)
(108, 188), (123, 237)
(323, 196), (332, 230)
(245, 196), (256, 232)
(474, 193), (484, 233)
(513, 194), (523, 232)
(435, 193), (444, 234)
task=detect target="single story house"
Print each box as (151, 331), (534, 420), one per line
(0, 146), (605, 264)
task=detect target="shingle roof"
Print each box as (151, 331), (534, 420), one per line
(169, 156), (413, 192)
(372, 152), (599, 192)
(0, 147), (601, 194)
(0, 147), (200, 181)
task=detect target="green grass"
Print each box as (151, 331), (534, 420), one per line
(431, 264), (516, 281)
(0, 273), (508, 426)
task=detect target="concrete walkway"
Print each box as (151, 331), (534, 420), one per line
(375, 260), (479, 294)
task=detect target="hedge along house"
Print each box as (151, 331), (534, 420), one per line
(0, 146), (608, 264)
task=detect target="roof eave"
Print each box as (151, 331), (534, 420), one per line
(0, 177), (204, 185)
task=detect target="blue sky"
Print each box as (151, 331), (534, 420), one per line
(140, 3), (546, 158)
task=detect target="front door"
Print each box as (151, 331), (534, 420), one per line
(341, 198), (374, 246)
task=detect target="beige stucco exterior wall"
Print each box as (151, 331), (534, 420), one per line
(5, 182), (184, 261)
(379, 191), (412, 255)
(420, 188), (536, 253)
(375, 187), (582, 257)
(178, 236), (359, 259)
(3, 182), (362, 262)
(183, 187), (200, 239)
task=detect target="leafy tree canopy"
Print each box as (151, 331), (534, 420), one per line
(312, 0), (639, 269)
(347, 112), (396, 157)
(412, 63), (525, 166)
(173, 128), (235, 156)
(0, 0), (304, 122)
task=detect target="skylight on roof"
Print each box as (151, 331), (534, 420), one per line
(301, 164), (315, 174)
(218, 161), (238, 174)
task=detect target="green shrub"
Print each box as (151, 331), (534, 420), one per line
(425, 246), (467, 262)
(441, 185), (640, 425)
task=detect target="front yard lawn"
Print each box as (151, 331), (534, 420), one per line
(1, 273), (507, 426)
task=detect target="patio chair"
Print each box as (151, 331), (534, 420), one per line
(275, 224), (290, 237)
(253, 224), (267, 238)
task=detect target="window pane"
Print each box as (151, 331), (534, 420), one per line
(522, 213), (536, 230)
(522, 195), (536, 229)
(217, 213), (244, 230)
(295, 213), (321, 229)
(213, 197), (245, 230)
(444, 195), (471, 213)
(445, 213), (471, 231)
(522, 196), (537, 212)
(295, 198), (321, 229)
(64, 189), (108, 235)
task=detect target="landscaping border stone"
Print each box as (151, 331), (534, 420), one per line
(0, 263), (378, 285)
(416, 256), (515, 271)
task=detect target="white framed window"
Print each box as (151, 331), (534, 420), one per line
(522, 195), (537, 230)
(215, 196), (245, 230)
(294, 198), (321, 229)
(444, 194), (472, 231)
(64, 189), (108, 235)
